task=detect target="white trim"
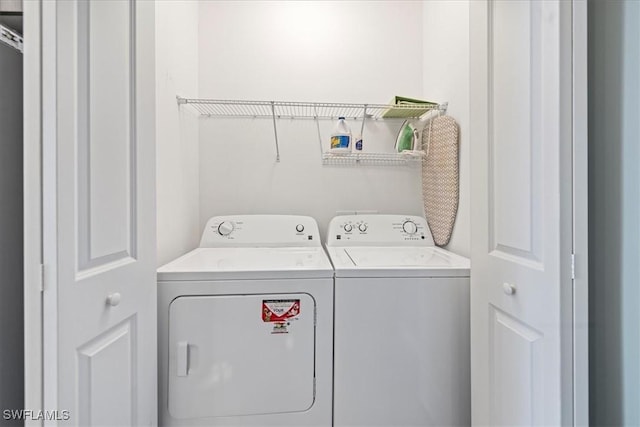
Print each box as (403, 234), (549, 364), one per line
(23, 0), (43, 424)
(41, 0), (58, 422)
(0, 0), (22, 13)
(572, 0), (589, 425)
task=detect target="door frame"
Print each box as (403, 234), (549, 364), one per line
(23, 0), (43, 424)
(24, 0), (64, 421)
(559, 1), (590, 424)
(572, 0), (589, 425)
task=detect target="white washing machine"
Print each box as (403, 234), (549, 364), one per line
(158, 215), (333, 427)
(326, 214), (471, 427)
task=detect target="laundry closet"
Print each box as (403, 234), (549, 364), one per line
(154, 2), (589, 425)
(155, 3), (472, 426)
(19, 1), (591, 426)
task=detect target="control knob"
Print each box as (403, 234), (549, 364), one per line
(402, 220), (418, 235)
(343, 224), (353, 232)
(296, 224), (305, 233)
(217, 221), (234, 236)
(358, 223), (368, 232)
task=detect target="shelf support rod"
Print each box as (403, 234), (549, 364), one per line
(360, 104), (368, 137)
(314, 105), (323, 157)
(270, 101), (281, 162)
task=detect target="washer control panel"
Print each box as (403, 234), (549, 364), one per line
(327, 215), (435, 247)
(200, 215), (321, 248)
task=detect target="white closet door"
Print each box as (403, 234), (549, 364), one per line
(42, 0), (156, 425)
(469, 1), (575, 425)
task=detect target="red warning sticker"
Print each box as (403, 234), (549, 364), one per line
(262, 299), (300, 323)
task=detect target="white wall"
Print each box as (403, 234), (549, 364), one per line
(422, 1), (470, 257)
(0, 41), (24, 422)
(588, 1), (640, 425)
(197, 1), (428, 238)
(156, 1), (200, 266)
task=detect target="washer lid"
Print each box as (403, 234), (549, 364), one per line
(327, 246), (470, 278)
(158, 247), (334, 281)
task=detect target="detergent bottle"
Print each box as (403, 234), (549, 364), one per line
(330, 117), (351, 152)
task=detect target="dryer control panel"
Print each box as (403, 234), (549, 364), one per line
(326, 215), (435, 247)
(200, 215), (321, 248)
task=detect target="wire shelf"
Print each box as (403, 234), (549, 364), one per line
(322, 151), (426, 166)
(176, 96), (445, 164)
(0, 25), (23, 53)
(177, 97), (445, 120)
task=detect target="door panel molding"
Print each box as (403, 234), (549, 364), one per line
(76, 0), (138, 274)
(487, 0), (544, 269)
(78, 317), (137, 426)
(489, 306), (543, 426)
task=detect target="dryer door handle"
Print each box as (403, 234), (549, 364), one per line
(177, 341), (190, 377)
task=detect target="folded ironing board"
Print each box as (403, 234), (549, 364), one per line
(421, 115), (460, 247)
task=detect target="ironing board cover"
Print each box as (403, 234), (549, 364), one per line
(421, 115), (460, 246)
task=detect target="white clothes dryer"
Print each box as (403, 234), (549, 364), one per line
(326, 214), (471, 427)
(158, 215), (333, 427)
